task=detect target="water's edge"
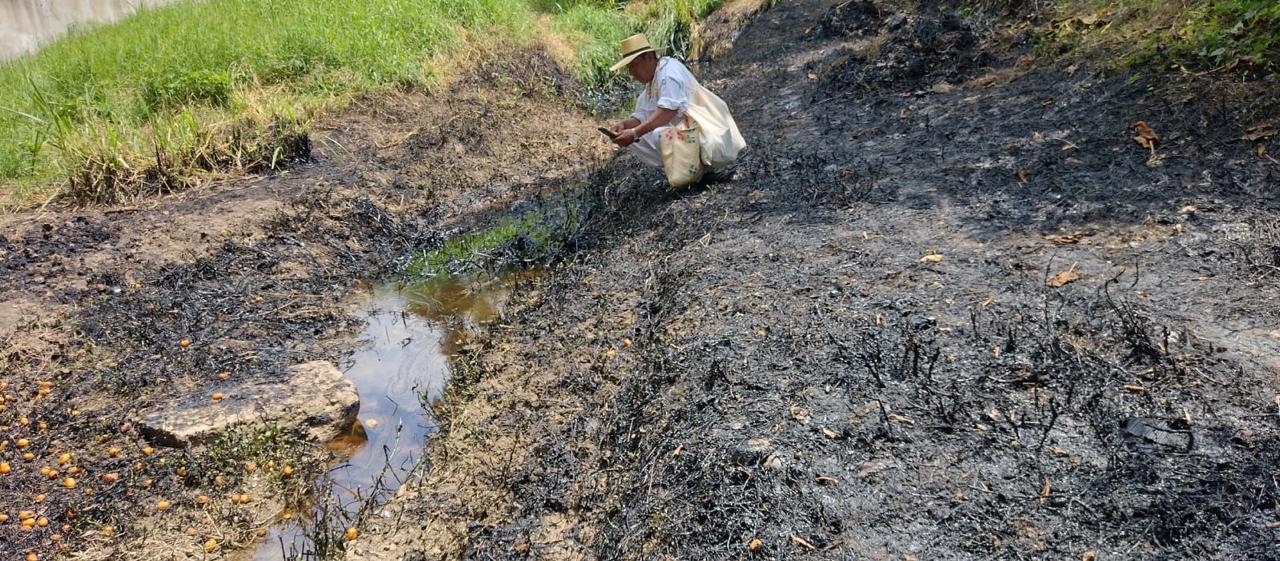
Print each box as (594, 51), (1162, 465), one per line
(248, 276), (514, 560)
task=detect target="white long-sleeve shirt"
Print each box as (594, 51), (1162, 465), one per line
(630, 57), (698, 128)
(627, 57), (700, 167)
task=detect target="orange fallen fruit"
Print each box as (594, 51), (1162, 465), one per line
(34, 493), (45, 503)
(0, 513), (8, 523)
(281, 465), (294, 476)
(36, 517), (49, 527)
(196, 495), (210, 505)
(155, 500), (170, 510)
(26, 553), (37, 561)
(107, 447), (121, 458)
(179, 339), (191, 348)
(64, 477), (76, 489)
(211, 392), (225, 401)
(21, 453), (34, 462)
(142, 446), (154, 456)
(218, 372), (230, 381)
(204, 539), (219, 553)
(102, 473), (119, 482)
(0, 462), (10, 474)
(344, 527), (358, 541)
(16, 438), (29, 448)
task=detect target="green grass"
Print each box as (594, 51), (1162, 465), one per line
(0, 0), (727, 208)
(1149, 1), (1280, 70)
(1033, 1), (1280, 74)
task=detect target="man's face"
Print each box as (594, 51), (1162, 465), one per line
(627, 53), (657, 84)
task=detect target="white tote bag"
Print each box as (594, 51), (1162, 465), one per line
(685, 83), (746, 170)
(659, 116), (704, 188)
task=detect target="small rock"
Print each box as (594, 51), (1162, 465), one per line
(735, 438), (774, 464)
(138, 361), (358, 447)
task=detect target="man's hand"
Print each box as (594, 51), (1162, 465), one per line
(612, 128), (637, 148)
(608, 122), (628, 136)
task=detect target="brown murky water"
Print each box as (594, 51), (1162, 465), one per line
(0, 0), (175, 61)
(249, 276), (516, 560)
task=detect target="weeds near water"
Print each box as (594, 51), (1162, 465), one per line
(407, 172), (607, 277)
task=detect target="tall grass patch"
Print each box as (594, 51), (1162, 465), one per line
(0, 0), (730, 207)
(1021, 1), (1280, 76)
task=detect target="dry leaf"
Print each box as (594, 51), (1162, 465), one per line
(980, 297), (994, 309)
(857, 460), (891, 478)
(807, 72), (819, 81)
(921, 254), (944, 263)
(1050, 447), (1069, 457)
(887, 413), (915, 425)
(1045, 232), (1084, 244)
(1123, 384), (1147, 393)
(821, 427), (840, 439)
(1064, 63), (1079, 76)
(790, 405), (812, 425)
(816, 475), (839, 484)
(1179, 204), (1198, 214)
(1016, 169), (1029, 183)
(1047, 270), (1081, 288)
(1039, 478), (1052, 503)
(790, 534), (817, 551)
(1243, 125), (1277, 141)
(1082, 551), (1098, 561)
(1133, 121), (1159, 150)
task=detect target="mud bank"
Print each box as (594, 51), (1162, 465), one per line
(0, 51), (608, 561)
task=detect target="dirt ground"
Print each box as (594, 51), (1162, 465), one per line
(3, 0), (1280, 560)
(351, 1), (1280, 560)
(0, 52), (611, 560)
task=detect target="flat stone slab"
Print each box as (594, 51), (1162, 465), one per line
(139, 361), (359, 447)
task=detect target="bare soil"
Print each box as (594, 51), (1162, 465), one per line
(0, 51), (610, 560)
(353, 1), (1280, 560)
(3, 1), (1280, 560)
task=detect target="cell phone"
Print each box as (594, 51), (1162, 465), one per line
(598, 127), (618, 139)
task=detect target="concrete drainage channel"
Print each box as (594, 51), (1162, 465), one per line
(247, 276), (516, 560)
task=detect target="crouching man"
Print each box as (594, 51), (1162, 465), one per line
(605, 34), (745, 183)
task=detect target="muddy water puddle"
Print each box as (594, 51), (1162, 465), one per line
(248, 275), (517, 560)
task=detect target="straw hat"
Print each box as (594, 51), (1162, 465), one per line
(610, 34), (663, 72)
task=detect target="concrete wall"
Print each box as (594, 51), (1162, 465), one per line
(0, 0), (176, 61)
